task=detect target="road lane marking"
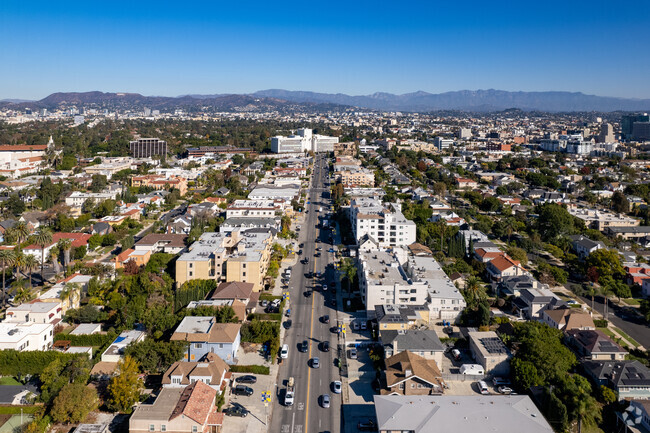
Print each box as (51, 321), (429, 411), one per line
(291, 412), (295, 433)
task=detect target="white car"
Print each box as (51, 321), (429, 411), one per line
(332, 380), (342, 394)
(280, 344), (289, 359)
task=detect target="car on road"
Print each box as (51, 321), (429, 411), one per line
(320, 394), (330, 408)
(304, 290), (312, 297)
(300, 340), (309, 352)
(311, 357), (320, 368)
(321, 315), (330, 323)
(284, 320), (292, 329)
(235, 375), (257, 384)
(280, 344), (289, 359)
(349, 348), (358, 359)
(357, 419), (378, 431)
(224, 406), (249, 417)
(232, 385), (254, 396)
(297, 249), (302, 255)
(320, 341), (330, 352)
(332, 380), (341, 394)
(498, 386), (513, 394)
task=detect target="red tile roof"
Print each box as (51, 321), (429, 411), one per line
(25, 233), (91, 250)
(170, 381), (217, 424)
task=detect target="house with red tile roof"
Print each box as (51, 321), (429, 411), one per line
(486, 254), (527, 282)
(24, 233), (91, 264)
(129, 381), (222, 433)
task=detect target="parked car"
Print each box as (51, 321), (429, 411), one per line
(332, 380), (342, 394)
(320, 394), (330, 408)
(498, 386), (513, 395)
(349, 348), (357, 359)
(232, 385), (254, 396)
(352, 322), (360, 331)
(492, 377), (511, 387)
(224, 406), (248, 417)
(304, 290), (312, 297)
(236, 375), (257, 384)
(280, 344), (289, 359)
(357, 419), (378, 431)
(451, 349), (461, 361)
(284, 320), (292, 329)
(360, 321), (368, 330)
(476, 380), (490, 395)
(260, 300), (268, 307)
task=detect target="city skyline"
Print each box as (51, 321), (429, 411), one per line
(1, 0), (649, 100)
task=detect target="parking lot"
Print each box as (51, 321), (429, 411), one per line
(345, 346), (376, 404)
(342, 404), (377, 432)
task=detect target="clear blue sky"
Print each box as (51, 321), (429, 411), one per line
(1, 0), (649, 100)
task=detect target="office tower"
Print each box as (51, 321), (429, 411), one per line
(129, 138), (168, 159)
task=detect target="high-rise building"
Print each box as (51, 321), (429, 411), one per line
(598, 123), (615, 143)
(129, 138), (168, 159)
(622, 114), (649, 139)
(271, 128), (338, 153)
(633, 122), (650, 141)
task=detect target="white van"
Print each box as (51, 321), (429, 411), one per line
(280, 344), (289, 359)
(459, 364), (485, 375)
(477, 380), (490, 395)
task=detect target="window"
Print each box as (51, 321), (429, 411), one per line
(161, 426), (166, 432)
(399, 383), (405, 390)
(189, 271), (193, 277)
(243, 263), (246, 268)
(149, 425), (155, 432)
(192, 426), (197, 433)
(195, 343), (203, 349)
(219, 344), (224, 349)
(242, 272), (246, 277)
(411, 383), (415, 388)
(189, 263), (193, 268)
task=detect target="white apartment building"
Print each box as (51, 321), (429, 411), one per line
(248, 185), (300, 201)
(271, 128), (339, 153)
(404, 256), (466, 322)
(358, 251), (429, 315)
(0, 322), (53, 351)
(226, 199), (289, 219)
(65, 191), (119, 208)
(349, 198), (416, 247)
(568, 207), (640, 231)
(4, 301), (62, 324)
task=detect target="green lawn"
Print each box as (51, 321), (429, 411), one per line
(0, 377), (21, 385)
(613, 327), (640, 348)
(597, 327), (616, 339)
(623, 298), (641, 306)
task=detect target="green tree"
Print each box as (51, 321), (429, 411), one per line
(108, 356), (143, 413)
(6, 194), (26, 217)
(88, 234), (102, 250)
(611, 191), (629, 214)
(506, 246), (528, 266)
(51, 383), (99, 424)
(600, 385), (617, 404)
(536, 203), (579, 241)
(125, 340), (187, 373)
(90, 174), (108, 193)
(33, 227), (52, 282)
(0, 249), (15, 306)
(586, 249), (625, 280)
(511, 358), (542, 390)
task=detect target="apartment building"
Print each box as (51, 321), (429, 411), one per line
(335, 166), (375, 186)
(226, 199), (289, 219)
(131, 175), (188, 196)
(569, 208), (640, 232)
(248, 184), (300, 201)
(271, 128), (338, 153)
(0, 322), (53, 351)
(5, 300), (62, 324)
(349, 198), (416, 247)
(404, 255), (466, 323)
(175, 230), (272, 291)
(65, 191), (119, 209)
(468, 331), (511, 376)
(84, 157), (133, 179)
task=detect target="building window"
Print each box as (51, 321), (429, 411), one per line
(149, 426), (154, 432)
(195, 343), (202, 349)
(399, 383), (405, 390)
(189, 263), (193, 268)
(242, 272), (246, 277)
(243, 263), (246, 268)
(161, 426), (166, 432)
(189, 271), (193, 277)
(192, 427), (197, 433)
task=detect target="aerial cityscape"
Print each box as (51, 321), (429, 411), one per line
(1, 1), (649, 433)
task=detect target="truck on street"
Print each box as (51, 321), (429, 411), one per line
(285, 377), (295, 406)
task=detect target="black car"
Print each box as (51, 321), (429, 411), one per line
(235, 375), (257, 384)
(357, 419), (378, 431)
(224, 406), (248, 417)
(300, 340), (309, 352)
(232, 385), (254, 396)
(304, 290), (312, 297)
(321, 315), (330, 324)
(314, 252), (321, 257)
(321, 341), (330, 352)
(299, 243), (304, 248)
(284, 320), (292, 329)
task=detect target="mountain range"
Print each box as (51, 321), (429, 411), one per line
(2, 89), (650, 112)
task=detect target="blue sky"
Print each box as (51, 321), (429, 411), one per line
(1, 0), (649, 100)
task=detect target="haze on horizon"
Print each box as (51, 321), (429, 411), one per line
(1, 0), (649, 100)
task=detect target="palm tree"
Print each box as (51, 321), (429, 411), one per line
(13, 222), (30, 244)
(0, 249), (16, 306)
(464, 277), (483, 305)
(600, 284), (614, 320)
(49, 246), (61, 275)
(12, 279), (34, 304)
(23, 254), (39, 289)
(57, 239), (72, 269)
(12, 251), (25, 281)
(32, 228), (53, 282)
(60, 283), (81, 310)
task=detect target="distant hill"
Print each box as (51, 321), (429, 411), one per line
(253, 89), (650, 112)
(0, 91), (347, 113)
(2, 89), (650, 113)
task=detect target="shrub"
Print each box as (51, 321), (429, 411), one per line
(0, 351), (82, 375)
(54, 331), (116, 347)
(593, 319), (608, 328)
(229, 365), (270, 375)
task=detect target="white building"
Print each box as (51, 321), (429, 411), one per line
(404, 255), (466, 322)
(4, 301), (62, 324)
(0, 322), (53, 351)
(101, 330), (147, 362)
(0, 136), (57, 178)
(226, 199), (289, 219)
(65, 191), (119, 208)
(271, 128), (339, 153)
(248, 185), (300, 201)
(348, 198), (416, 247)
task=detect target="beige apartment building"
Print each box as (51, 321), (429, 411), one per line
(175, 230), (272, 291)
(335, 168), (375, 186)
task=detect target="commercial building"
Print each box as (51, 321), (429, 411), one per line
(569, 208), (640, 232)
(349, 198), (416, 247)
(271, 128), (338, 153)
(84, 157), (133, 179)
(373, 395), (554, 433)
(622, 114), (650, 140)
(129, 138), (168, 159)
(468, 331), (511, 376)
(248, 184), (300, 201)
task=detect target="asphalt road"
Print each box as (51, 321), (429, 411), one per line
(270, 154), (341, 433)
(576, 293), (650, 349)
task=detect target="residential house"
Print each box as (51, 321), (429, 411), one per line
(569, 208), (640, 232)
(617, 400), (650, 431)
(626, 263), (650, 286)
(569, 235), (606, 260)
(513, 288), (565, 320)
(380, 351), (445, 396)
(541, 308), (595, 331)
(374, 304), (430, 331)
(129, 381), (222, 433)
(170, 317), (241, 364)
(114, 249), (151, 270)
(0, 322), (53, 351)
(162, 352), (230, 392)
(565, 329), (628, 361)
(135, 234), (188, 254)
(373, 395), (554, 433)
(379, 329), (445, 367)
(167, 215), (192, 235)
(4, 300), (62, 324)
(582, 360), (650, 401)
(37, 273), (92, 313)
(607, 226), (650, 240)
(455, 177), (479, 190)
(486, 254), (527, 282)
(23, 233), (91, 264)
(101, 330), (147, 362)
(498, 274), (547, 297)
(209, 281), (259, 315)
(468, 331), (512, 376)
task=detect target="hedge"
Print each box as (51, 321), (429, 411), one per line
(0, 351), (82, 375)
(54, 332), (116, 347)
(248, 313), (282, 321)
(594, 319), (608, 328)
(229, 365), (270, 375)
(0, 405), (41, 414)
